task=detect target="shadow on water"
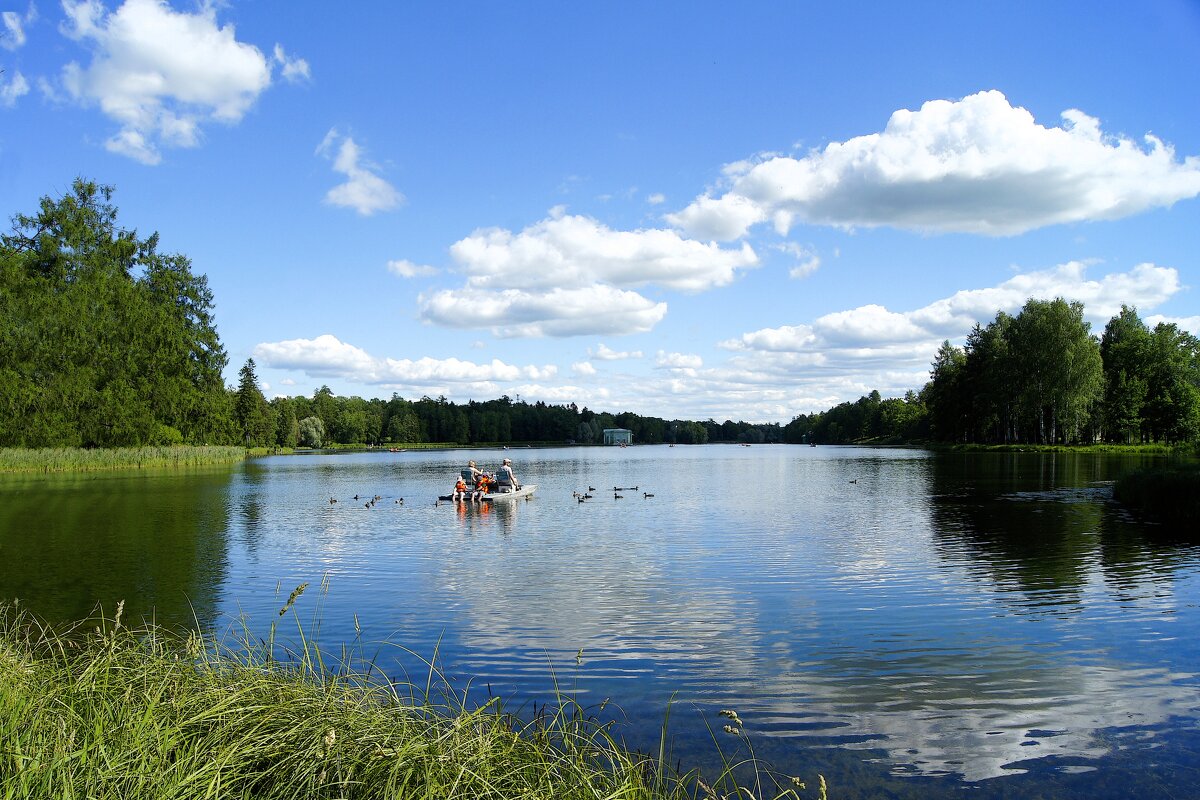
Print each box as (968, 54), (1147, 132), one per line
(0, 466), (234, 629)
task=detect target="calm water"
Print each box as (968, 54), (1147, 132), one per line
(2, 446), (1198, 797)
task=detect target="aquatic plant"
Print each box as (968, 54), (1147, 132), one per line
(0, 446), (245, 474)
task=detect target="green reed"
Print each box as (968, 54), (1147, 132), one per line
(0, 446), (246, 474)
(0, 598), (821, 800)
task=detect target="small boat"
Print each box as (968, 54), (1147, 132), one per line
(439, 484), (537, 502)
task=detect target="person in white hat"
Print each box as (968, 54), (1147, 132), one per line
(496, 457), (519, 492)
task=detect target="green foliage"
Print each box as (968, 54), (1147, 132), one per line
(298, 415), (325, 448)
(234, 358), (275, 447)
(1113, 462), (1200, 525)
(0, 603), (817, 800)
(0, 179), (233, 447)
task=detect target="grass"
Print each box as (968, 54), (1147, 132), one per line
(0, 446), (246, 474)
(942, 442), (1188, 454)
(0, 597), (820, 800)
(1113, 461), (1200, 525)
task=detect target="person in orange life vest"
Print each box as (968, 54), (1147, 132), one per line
(473, 472), (491, 501)
(452, 477), (468, 501)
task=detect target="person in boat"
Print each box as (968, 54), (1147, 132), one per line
(461, 460), (485, 494)
(472, 472), (491, 501)
(494, 457), (520, 493)
(452, 477), (468, 502)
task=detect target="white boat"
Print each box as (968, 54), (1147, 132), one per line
(439, 484), (536, 502)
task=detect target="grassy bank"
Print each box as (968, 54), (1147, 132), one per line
(940, 442), (1188, 455)
(0, 603), (816, 800)
(1113, 462), (1200, 525)
(0, 445), (246, 474)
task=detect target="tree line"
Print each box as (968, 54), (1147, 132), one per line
(784, 298), (1200, 446)
(1, 181), (781, 450)
(234, 359), (784, 448)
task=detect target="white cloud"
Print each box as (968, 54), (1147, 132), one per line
(1145, 315), (1200, 336)
(656, 350), (703, 370)
(2, 4), (35, 50)
(272, 43), (309, 83)
(646, 192), (665, 205)
(1, 69), (29, 107)
(775, 242), (821, 279)
(447, 211), (758, 293)
(589, 343), (643, 361)
(571, 361), (597, 376)
(419, 210), (756, 337)
(317, 129), (403, 215)
(387, 259), (438, 278)
(668, 90), (1200, 239)
(253, 334), (556, 390)
(59, 0), (277, 163)
(420, 284), (668, 338)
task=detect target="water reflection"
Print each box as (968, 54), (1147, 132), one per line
(2, 447), (1198, 798)
(0, 467), (233, 628)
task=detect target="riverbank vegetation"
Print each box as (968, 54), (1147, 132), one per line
(0, 445), (246, 474)
(0, 602), (816, 800)
(785, 299), (1199, 448)
(1113, 462), (1200, 524)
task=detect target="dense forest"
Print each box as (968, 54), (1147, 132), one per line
(784, 298), (1200, 446)
(1, 180), (233, 447)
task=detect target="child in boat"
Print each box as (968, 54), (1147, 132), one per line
(473, 473), (490, 501)
(452, 477), (468, 501)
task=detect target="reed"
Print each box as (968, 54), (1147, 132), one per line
(0, 600), (818, 800)
(0, 446), (246, 474)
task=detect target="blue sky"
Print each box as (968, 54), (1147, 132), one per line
(3, 1), (1199, 422)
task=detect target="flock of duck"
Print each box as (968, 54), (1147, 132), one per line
(572, 486), (654, 502)
(325, 484), (656, 507)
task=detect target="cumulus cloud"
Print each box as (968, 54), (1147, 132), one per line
(1, 69), (29, 107)
(571, 361), (597, 376)
(656, 351), (703, 370)
(272, 43), (309, 83)
(387, 259), (438, 278)
(589, 343), (643, 360)
(253, 334), (556, 390)
(418, 209), (756, 337)
(667, 90), (1200, 239)
(448, 210), (758, 293)
(420, 284), (667, 338)
(58, 0), (279, 164)
(316, 129), (403, 215)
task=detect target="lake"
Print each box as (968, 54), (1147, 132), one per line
(2, 445), (1198, 798)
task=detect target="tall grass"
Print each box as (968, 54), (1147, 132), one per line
(0, 599), (819, 800)
(0, 446), (245, 474)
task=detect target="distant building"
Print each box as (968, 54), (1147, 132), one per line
(602, 428), (633, 446)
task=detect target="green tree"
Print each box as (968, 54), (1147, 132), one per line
(1099, 306), (1151, 443)
(0, 178), (231, 447)
(298, 416), (325, 448)
(1007, 298), (1102, 443)
(234, 358), (274, 447)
